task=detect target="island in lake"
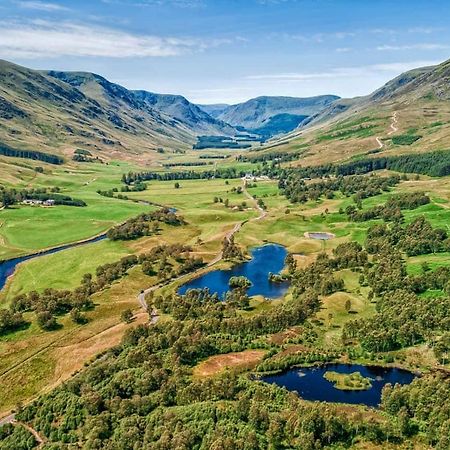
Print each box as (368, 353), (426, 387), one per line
(323, 370), (373, 391)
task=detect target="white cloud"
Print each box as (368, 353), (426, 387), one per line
(245, 60), (441, 82)
(16, 1), (69, 11)
(275, 31), (356, 44)
(336, 47), (351, 53)
(101, 0), (204, 7)
(0, 20), (230, 58)
(377, 43), (450, 51)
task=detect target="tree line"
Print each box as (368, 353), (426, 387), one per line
(279, 149), (450, 179)
(107, 208), (184, 240)
(280, 172), (400, 203)
(345, 191), (430, 222)
(0, 143), (64, 165)
(236, 150), (303, 164)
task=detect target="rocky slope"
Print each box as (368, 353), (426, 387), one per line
(0, 60), (235, 161)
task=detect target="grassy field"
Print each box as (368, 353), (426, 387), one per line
(0, 265), (150, 413)
(0, 171), (257, 413)
(0, 160), (149, 259)
(1, 148), (449, 416)
(0, 239), (131, 303)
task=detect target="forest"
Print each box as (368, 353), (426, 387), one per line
(3, 211), (449, 449)
(345, 192), (430, 222)
(280, 149), (450, 179)
(106, 208), (184, 240)
(279, 173), (401, 203)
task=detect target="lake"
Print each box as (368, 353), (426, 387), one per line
(261, 363), (416, 407)
(178, 243), (289, 299)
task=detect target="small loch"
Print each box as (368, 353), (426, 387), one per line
(261, 363), (416, 407)
(178, 244), (289, 299)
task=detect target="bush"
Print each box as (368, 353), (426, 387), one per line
(392, 134), (421, 145)
(121, 309), (133, 324)
(36, 311), (58, 330)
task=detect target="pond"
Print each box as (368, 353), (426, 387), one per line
(261, 363), (416, 407)
(0, 234), (107, 291)
(178, 243), (289, 299)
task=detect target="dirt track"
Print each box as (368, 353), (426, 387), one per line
(374, 111), (398, 149)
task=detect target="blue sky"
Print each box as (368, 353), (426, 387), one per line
(1, 0), (450, 104)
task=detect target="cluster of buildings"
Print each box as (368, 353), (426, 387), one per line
(22, 199), (56, 207)
(242, 174), (271, 182)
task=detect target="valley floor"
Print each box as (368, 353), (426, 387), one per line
(0, 147), (449, 448)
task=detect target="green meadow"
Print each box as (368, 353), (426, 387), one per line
(0, 161), (150, 259)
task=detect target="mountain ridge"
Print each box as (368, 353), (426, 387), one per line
(0, 59), (237, 161)
(203, 94), (340, 137)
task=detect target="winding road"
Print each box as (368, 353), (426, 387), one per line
(388, 111), (399, 135)
(374, 111), (398, 149)
(136, 179), (268, 313)
(243, 181), (268, 221)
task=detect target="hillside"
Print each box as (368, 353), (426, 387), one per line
(132, 91), (235, 135)
(214, 95), (340, 136)
(266, 59), (450, 166)
(46, 70), (235, 136)
(0, 60), (235, 163)
(305, 64), (438, 127)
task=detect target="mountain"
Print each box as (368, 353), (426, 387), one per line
(0, 60), (196, 158)
(212, 95), (340, 137)
(304, 63), (441, 127)
(46, 70), (235, 139)
(267, 58), (450, 167)
(0, 60), (235, 161)
(132, 92), (234, 135)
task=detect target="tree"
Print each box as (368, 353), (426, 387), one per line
(229, 276), (252, 290)
(0, 309), (27, 334)
(345, 299), (352, 312)
(121, 309), (134, 324)
(70, 308), (87, 324)
(36, 311), (57, 330)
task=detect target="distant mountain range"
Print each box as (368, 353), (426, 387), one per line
(267, 58), (450, 167)
(1, 58), (449, 160)
(196, 104), (230, 118)
(198, 95), (340, 138)
(0, 59), (339, 157)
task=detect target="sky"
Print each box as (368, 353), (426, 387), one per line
(1, 0), (450, 104)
